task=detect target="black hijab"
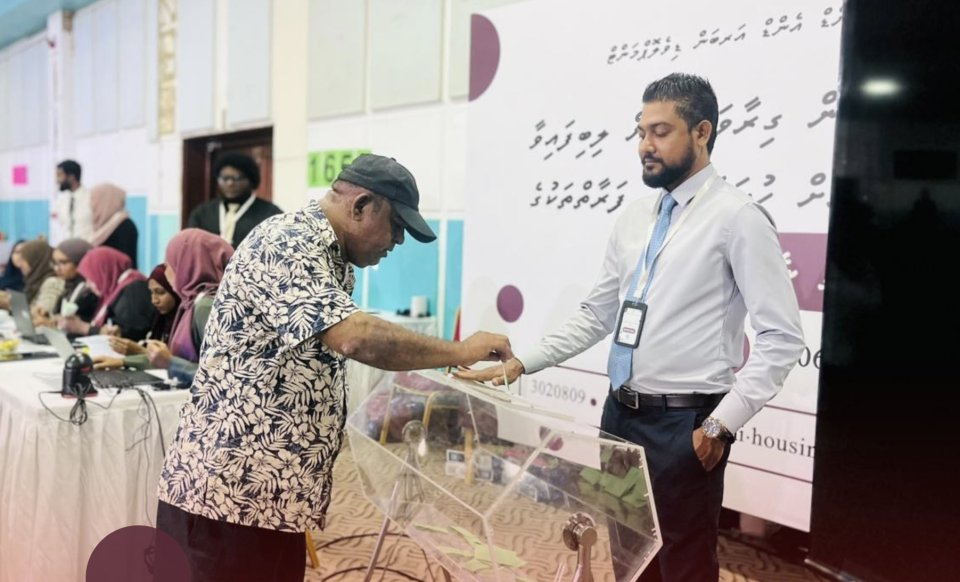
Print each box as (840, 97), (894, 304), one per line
(0, 240), (25, 292)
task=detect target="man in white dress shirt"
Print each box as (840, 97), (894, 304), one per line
(460, 73), (804, 581)
(52, 160), (92, 243)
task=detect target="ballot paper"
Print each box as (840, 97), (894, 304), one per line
(78, 335), (125, 359)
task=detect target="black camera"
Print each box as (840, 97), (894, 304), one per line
(62, 353), (96, 398)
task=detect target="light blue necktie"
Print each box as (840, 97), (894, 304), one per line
(607, 193), (678, 392)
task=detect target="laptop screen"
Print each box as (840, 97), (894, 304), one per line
(41, 328), (77, 360)
(8, 290), (37, 337)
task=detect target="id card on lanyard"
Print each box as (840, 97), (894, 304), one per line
(612, 174), (717, 348)
(615, 300), (647, 348)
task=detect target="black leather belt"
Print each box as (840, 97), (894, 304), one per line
(612, 386), (726, 410)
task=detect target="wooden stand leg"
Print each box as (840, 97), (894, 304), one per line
(305, 531), (320, 569)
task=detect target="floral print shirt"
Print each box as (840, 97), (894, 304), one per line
(158, 200), (357, 532)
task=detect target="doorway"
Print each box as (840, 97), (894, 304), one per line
(181, 126), (274, 228)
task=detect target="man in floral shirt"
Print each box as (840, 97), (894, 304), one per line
(156, 155), (512, 581)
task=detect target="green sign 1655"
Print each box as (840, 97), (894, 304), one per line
(307, 149), (371, 188)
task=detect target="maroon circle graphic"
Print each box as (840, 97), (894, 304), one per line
(469, 15), (500, 101)
(86, 526), (191, 582)
(496, 285), (524, 322)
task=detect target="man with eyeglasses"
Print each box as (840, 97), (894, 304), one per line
(187, 152), (283, 247)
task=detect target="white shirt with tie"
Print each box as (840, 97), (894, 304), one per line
(218, 193), (256, 245)
(518, 164), (804, 433)
(53, 186), (92, 242)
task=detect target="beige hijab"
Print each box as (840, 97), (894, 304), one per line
(19, 240), (55, 305)
(88, 183), (130, 246)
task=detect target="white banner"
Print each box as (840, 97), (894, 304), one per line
(462, 0), (841, 531)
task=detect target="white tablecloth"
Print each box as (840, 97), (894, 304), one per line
(346, 314), (439, 413)
(0, 354), (190, 582)
(0, 310), (436, 580)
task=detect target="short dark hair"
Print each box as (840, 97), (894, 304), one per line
(642, 73), (719, 153)
(214, 153), (261, 189)
(57, 160), (82, 181)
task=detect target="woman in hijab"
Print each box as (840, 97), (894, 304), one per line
(94, 230), (232, 386)
(105, 264), (181, 357)
(34, 239), (99, 328)
(0, 240), (26, 312)
(0, 240), (25, 291)
(88, 182), (139, 268)
(145, 263), (180, 344)
(3, 240), (65, 316)
(61, 246), (153, 340)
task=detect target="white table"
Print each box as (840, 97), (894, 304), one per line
(0, 350), (189, 582)
(0, 310), (436, 580)
(346, 313), (439, 412)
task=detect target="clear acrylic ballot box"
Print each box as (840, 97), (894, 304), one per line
(346, 370), (661, 581)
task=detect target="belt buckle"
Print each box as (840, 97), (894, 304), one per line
(620, 388), (639, 410)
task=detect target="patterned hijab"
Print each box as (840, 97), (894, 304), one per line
(19, 240), (56, 305)
(76, 246), (146, 327)
(166, 229), (234, 362)
(88, 183), (130, 246)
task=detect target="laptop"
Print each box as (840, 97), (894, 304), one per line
(9, 290), (50, 344)
(42, 328), (168, 390)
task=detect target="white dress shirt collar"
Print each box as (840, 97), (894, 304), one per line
(657, 163), (717, 211)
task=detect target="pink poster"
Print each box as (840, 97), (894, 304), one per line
(12, 165), (27, 186)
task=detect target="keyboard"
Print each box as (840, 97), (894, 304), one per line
(88, 369), (168, 389)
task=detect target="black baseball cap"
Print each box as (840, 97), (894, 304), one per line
(336, 154), (436, 243)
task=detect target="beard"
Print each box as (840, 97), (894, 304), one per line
(641, 143), (696, 190)
(59, 180), (71, 191)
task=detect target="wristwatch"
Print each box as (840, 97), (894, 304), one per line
(701, 417), (734, 443)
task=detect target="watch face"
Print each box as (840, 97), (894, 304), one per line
(703, 419), (720, 438)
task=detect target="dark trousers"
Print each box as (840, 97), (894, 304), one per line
(156, 501), (306, 582)
(600, 394), (731, 582)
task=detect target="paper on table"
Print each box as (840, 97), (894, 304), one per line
(78, 335), (125, 359)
